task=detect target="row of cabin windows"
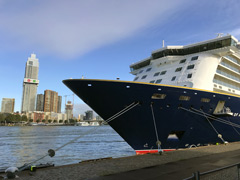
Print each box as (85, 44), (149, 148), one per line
(151, 93), (210, 103)
(153, 63), (194, 79)
(141, 64), (195, 80)
(149, 73), (192, 83)
(133, 64), (194, 81)
(137, 56), (198, 75)
(134, 73), (193, 82)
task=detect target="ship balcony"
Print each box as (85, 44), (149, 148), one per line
(215, 73), (240, 85)
(223, 56), (240, 67)
(218, 64), (240, 76)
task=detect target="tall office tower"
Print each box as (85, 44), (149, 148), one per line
(65, 101), (73, 121)
(21, 54), (39, 113)
(44, 90), (58, 112)
(36, 94), (44, 111)
(85, 110), (93, 120)
(57, 96), (62, 113)
(1, 98), (15, 113)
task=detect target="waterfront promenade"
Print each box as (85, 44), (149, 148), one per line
(3, 142), (240, 180)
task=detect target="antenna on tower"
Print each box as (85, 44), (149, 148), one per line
(162, 40), (165, 47)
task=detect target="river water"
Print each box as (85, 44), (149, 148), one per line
(0, 125), (135, 170)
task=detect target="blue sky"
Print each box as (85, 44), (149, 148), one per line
(0, 0), (240, 115)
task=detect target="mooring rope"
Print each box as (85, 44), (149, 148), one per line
(179, 107), (228, 143)
(18, 101), (140, 171)
(150, 103), (162, 153)
(105, 101), (140, 123)
(179, 107), (240, 128)
(226, 117), (240, 136)
(200, 109), (225, 143)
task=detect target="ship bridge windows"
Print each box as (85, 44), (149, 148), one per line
(133, 77), (139, 81)
(154, 72), (160, 76)
(191, 56), (198, 61)
(151, 93), (166, 99)
(175, 67), (183, 72)
(141, 75), (147, 79)
(150, 37), (234, 61)
(179, 96), (191, 101)
(149, 80), (155, 83)
(187, 64), (195, 70)
(156, 79), (162, 84)
(160, 71), (167, 75)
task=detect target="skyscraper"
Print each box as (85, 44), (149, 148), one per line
(57, 96), (62, 113)
(36, 94), (44, 111)
(44, 90), (58, 112)
(85, 110), (93, 120)
(21, 54), (39, 113)
(1, 98), (15, 113)
(65, 101), (73, 121)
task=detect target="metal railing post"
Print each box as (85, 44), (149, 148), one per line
(193, 171), (200, 180)
(237, 164), (240, 180)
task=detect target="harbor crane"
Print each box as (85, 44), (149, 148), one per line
(64, 94), (74, 106)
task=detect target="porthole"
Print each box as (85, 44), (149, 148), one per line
(88, 84), (92, 87)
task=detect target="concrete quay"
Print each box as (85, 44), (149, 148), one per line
(2, 142), (240, 180)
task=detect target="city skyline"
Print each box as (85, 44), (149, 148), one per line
(0, 0), (240, 115)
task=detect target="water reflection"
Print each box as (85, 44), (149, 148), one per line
(0, 126), (134, 169)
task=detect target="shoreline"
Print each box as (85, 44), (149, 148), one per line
(2, 141), (240, 180)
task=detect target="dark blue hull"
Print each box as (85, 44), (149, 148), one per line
(63, 79), (240, 153)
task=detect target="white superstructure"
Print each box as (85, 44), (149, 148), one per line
(130, 35), (240, 95)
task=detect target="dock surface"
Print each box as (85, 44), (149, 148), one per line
(2, 142), (240, 180)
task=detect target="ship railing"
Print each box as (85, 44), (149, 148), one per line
(184, 162), (240, 180)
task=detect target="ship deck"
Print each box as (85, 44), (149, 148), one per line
(2, 142), (240, 180)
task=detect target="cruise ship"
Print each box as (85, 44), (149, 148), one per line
(63, 34), (240, 154)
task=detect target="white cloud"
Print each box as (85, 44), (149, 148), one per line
(0, 0), (186, 59)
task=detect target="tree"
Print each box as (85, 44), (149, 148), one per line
(48, 119), (52, 123)
(42, 119), (46, 123)
(15, 114), (22, 122)
(59, 120), (63, 123)
(5, 114), (16, 122)
(53, 120), (57, 123)
(29, 119), (33, 122)
(0, 114), (5, 122)
(21, 115), (28, 122)
(69, 119), (75, 123)
(36, 119), (40, 123)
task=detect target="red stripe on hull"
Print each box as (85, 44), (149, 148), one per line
(136, 149), (176, 155)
